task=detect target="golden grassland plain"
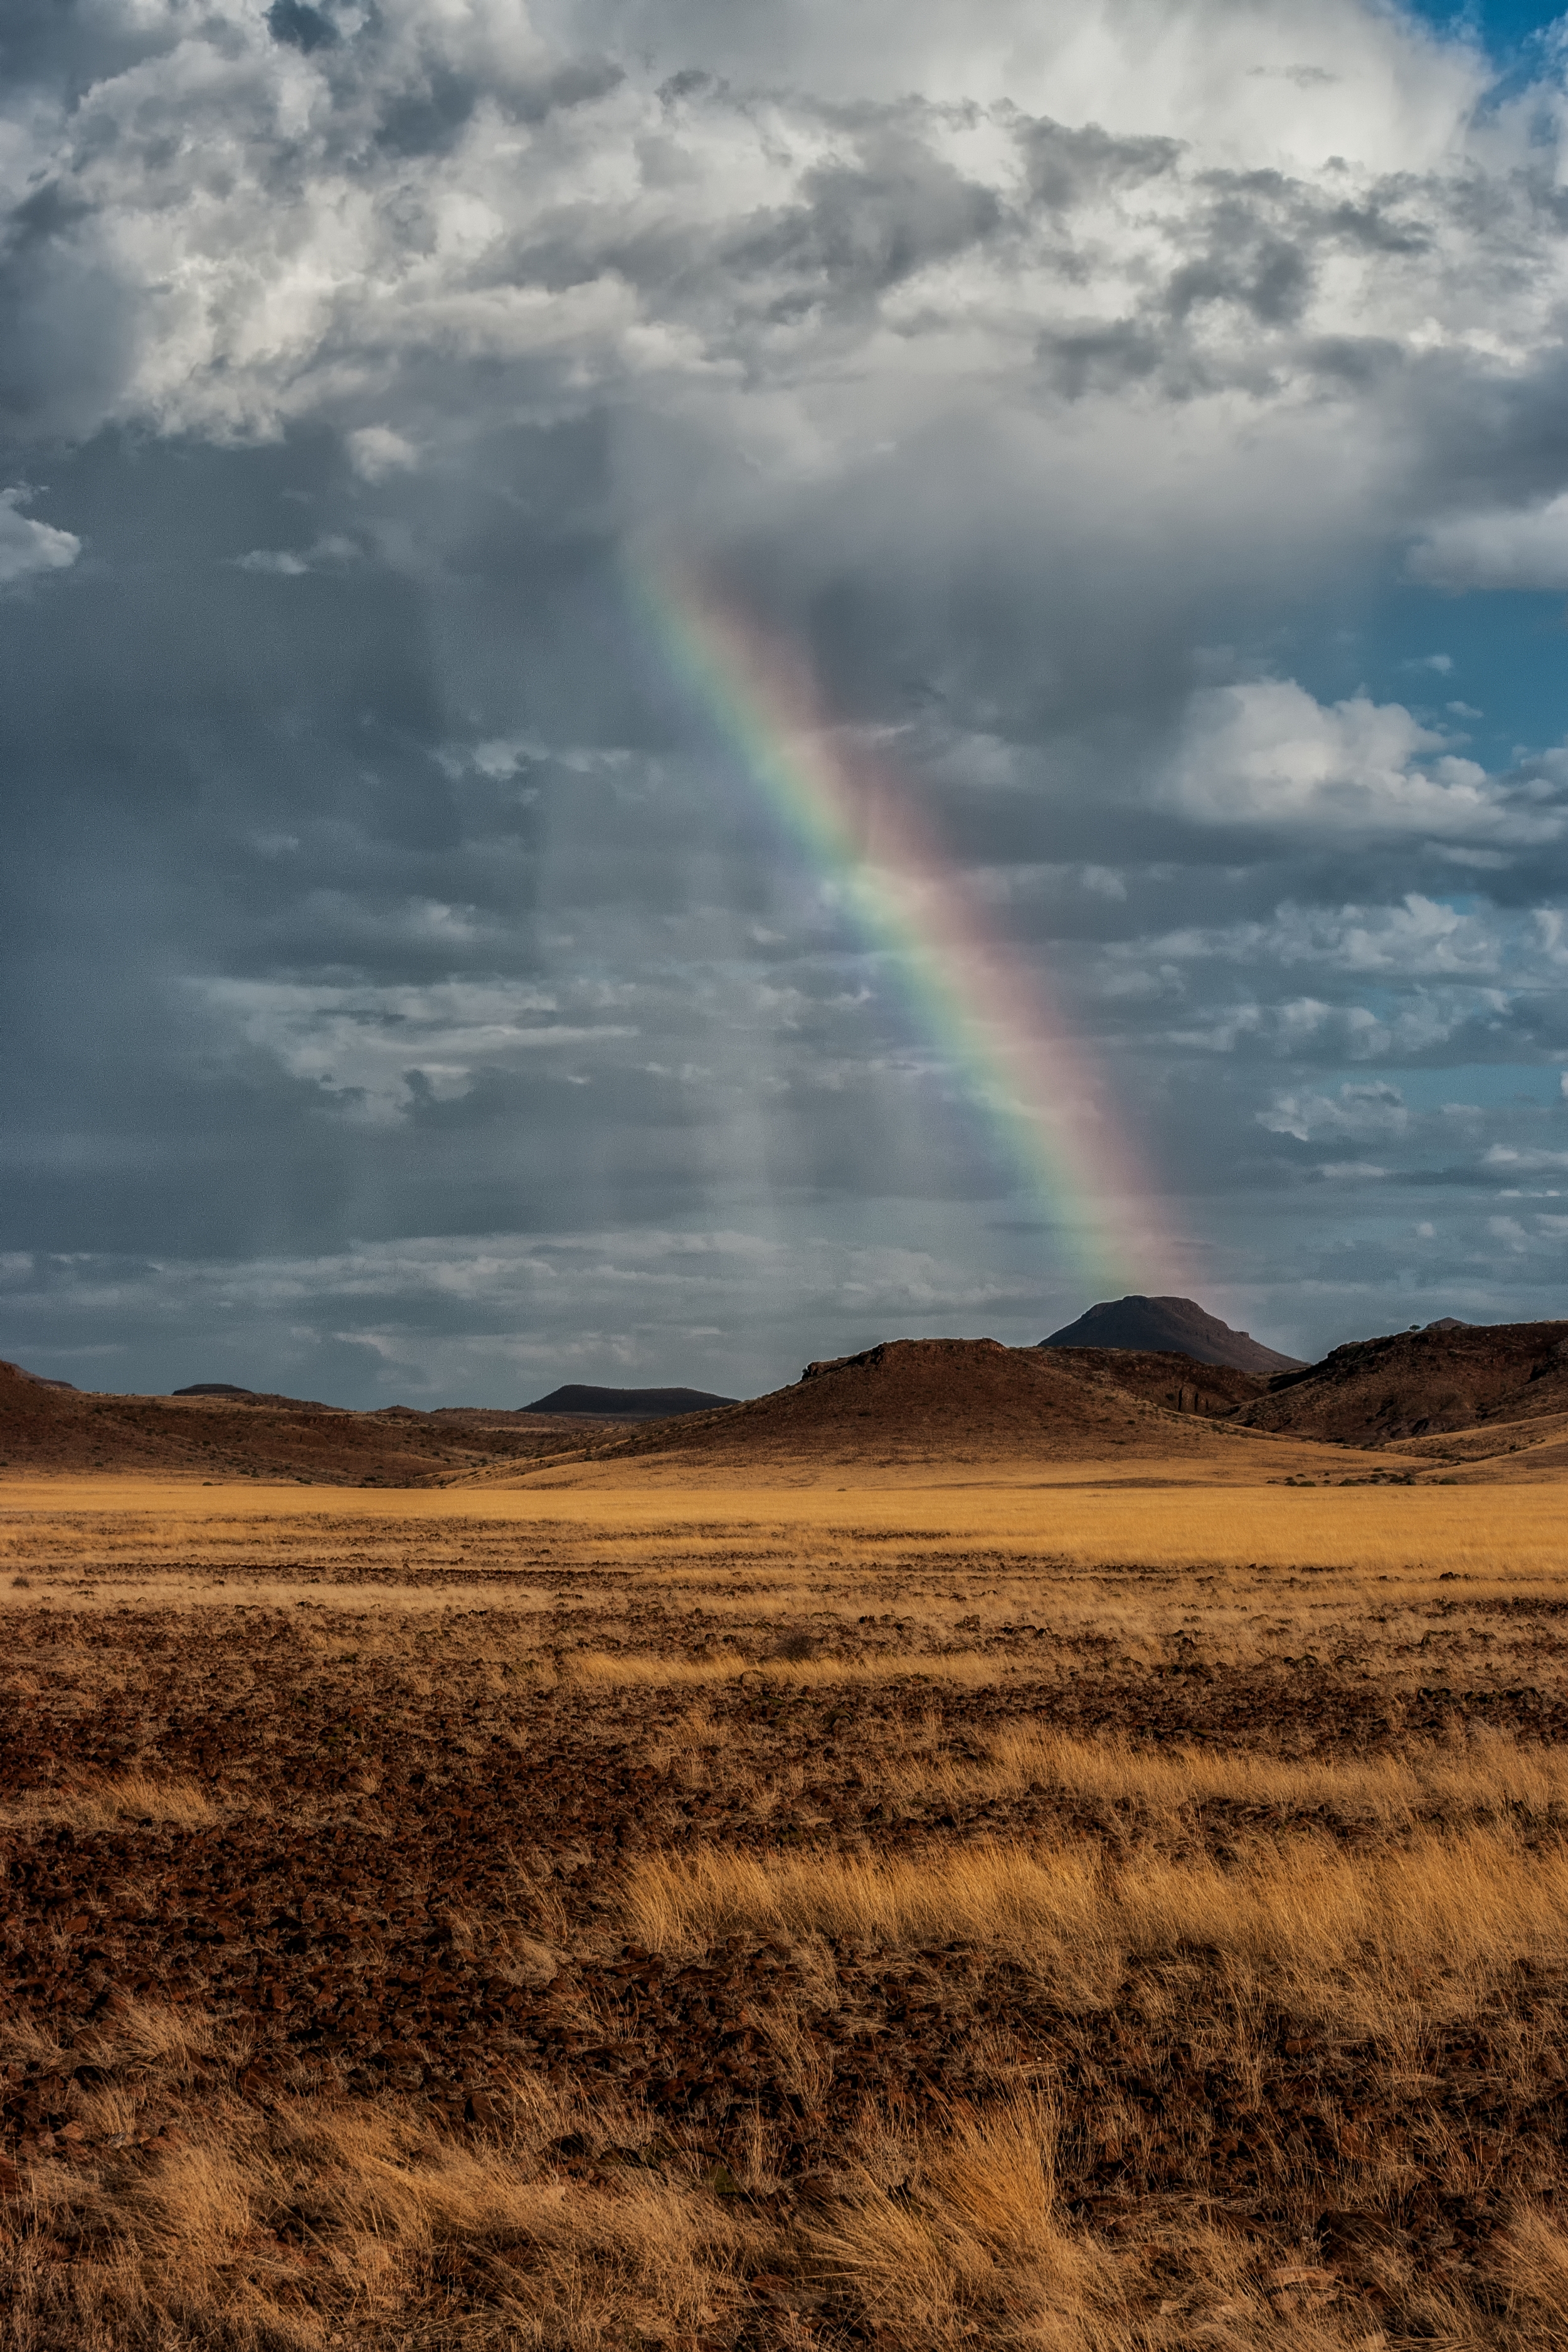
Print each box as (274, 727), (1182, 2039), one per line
(5, 1461), (1567, 1555)
(4, 1468), (1568, 2347)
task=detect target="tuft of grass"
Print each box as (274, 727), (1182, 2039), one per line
(807, 2094), (1120, 2346)
(0, 1772), (222, 1833)
(797, 2090), (1476, 2348)
(886, 1720), (1568, 1827)
(3, 2071), (763, 2352)
(571, 1647), (1008, 1688)
(628, 1824), (1568, 2023)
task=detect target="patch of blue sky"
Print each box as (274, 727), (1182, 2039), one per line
(1401, 1), (1567, 57)
(1258, 585), (1568, 766)
(1361, 1064), (1567, 1108)
(1348, 590), (1568, 762)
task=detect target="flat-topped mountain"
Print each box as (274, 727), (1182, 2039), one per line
(1041, 1295), (1302, 1374)
(525, 1384), (738, 1420)
(173, 1382), (339, 1409)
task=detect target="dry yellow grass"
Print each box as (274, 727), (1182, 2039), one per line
(6, 2035), (761, 2352)
(0, 1772), (221, 1834)
(798, 2087), (1559, 2349)
(571, 1646), (1010, 1688)
(626, 1822), (1568, 2025)
(884, 1720), (1568, 1823)
(807, 2092), (1117, 2347)
(6, 1467), (1568, 1550)
(0, 1574), (557, 1614)
(8, 1474), (1568, 2349)
(20, 2064), (1520, 2352)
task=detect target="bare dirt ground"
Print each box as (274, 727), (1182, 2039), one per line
(5, 1470), (1568, 2348)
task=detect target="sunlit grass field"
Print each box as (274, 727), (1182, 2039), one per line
(4, 1468), (1568, 2347)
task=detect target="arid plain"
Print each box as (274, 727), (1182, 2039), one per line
(8, 1337), (1568, 2349)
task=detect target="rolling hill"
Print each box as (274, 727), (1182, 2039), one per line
(539, 1335), (1274, 1471)
(14, 1315), (1568, 1485)
(0, 1360), (620, 1483)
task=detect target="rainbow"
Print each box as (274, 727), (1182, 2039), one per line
(633, 561), (1181, 1290)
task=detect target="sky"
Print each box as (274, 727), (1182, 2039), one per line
(6, 0), (1568, 1405)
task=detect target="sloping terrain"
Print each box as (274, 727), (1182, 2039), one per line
(1041, 1293), (1302, 1372)
(568, 1337), (1266, 1471)
(0, 1360), (613, 1484)
(527, 1383), (739, 1419)
(1237, 1318), (1568, 1449)
(1041, 1345), (1269, 1419)
(1379, 1411), (1568, 1480)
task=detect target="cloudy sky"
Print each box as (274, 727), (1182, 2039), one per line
(6, 0), (1568, 1404)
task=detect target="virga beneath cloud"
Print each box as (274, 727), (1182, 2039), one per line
(3, 0), (1568, 1397)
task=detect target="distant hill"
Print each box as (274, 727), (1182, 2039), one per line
(553, 1337), (1263, 1470)
(0, 1358), (613, 1483)
(172, 1382), (338, 1409)
(1041, 1295), (1302, 1374)
(1234, 1318), (1568, 1448)
(24, 1318), (1568, 1483)
(525, 1384), (738, 1421)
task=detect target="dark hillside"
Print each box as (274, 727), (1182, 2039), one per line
(1041, 1347), (1269, 1418)
(0, 1360), (613, 1483)
(1236, 1318), (1568, 1446)
(1041, 1295), (1301, 1373)
(526, 1384), (738, 1419)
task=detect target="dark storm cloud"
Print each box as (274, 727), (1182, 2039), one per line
(3, 0), (1568, 1396)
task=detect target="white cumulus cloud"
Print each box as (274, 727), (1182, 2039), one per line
(0, 488), (80, 587)
(1258, 1080), (1409, 1144)
(1411, 494), (1568, 591)
(1170, 681), (1560, 841)
(347, 425), (420, 481)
